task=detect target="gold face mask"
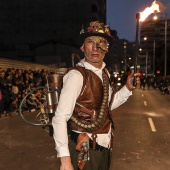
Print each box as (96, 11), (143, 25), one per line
(87, 36), (109, 51)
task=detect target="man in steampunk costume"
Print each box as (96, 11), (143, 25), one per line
(52, 21), (140, 170)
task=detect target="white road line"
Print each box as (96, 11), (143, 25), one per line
(148, 118), (156, 132)
(144, 101), (147, 106)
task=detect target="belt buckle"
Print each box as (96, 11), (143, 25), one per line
(70, 131), (106, 152)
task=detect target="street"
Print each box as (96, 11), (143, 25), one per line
(0, 87), (170, 170)
(110, 88), (170, 170)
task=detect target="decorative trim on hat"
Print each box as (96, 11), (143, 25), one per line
(80, 21), (111, 36)
(78, 21), (113, 47)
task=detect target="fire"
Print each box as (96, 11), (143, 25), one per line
(139, 0), (160, 22)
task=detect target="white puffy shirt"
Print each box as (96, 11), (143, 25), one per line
(52, 59), (132, 157)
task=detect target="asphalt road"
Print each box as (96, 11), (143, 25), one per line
(0, 112), (60, 170)
(0, 87), (170, 170)
(110, 88), (170, 170)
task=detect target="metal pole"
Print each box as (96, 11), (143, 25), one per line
(135, 13), (140, 71)
(164, 13), (167, 77)
(125, 58), (127, 73)
(146, 51), (148, 77)
(124, 42), (127, 73)
(133, 13), (140, 86)
(153, 39), (155, 75)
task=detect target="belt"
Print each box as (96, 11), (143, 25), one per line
(70, 131), (107, 152)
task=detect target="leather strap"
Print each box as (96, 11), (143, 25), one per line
(75, 133), (90, 169)
(92, 132), (97, 149)
(75, 133), (90, 151)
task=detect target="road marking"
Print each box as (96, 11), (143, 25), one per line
(144, 101), (147, 106)
(148, 118), (156, 132)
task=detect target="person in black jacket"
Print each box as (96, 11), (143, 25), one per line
(0, 70), (8, 116)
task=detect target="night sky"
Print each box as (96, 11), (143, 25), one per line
(107, 0), (170, 41)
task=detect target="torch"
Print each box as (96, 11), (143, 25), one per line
(133, 13), (140, 86)
(133, 0), (160, 86)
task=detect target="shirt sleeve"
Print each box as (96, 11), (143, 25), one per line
(52, 70), (83, 157)
(110, 85), (132, 110)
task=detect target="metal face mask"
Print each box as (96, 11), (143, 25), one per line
(88, 36), (109, 51)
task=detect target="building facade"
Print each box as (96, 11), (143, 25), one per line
(140, 14), (170, 76)
(0, 0), (107, 66)
(0, 0), (135, 73)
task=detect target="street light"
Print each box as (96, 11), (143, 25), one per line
(144, 37), (148, 77)
(124, 41), (127, 73)
(133, 13), (140, 86)
(135, 13), (140, 71)
(153, 39), (156, 76)
(164, 13), (167, 77)
(152, 14), (157, 76)
(144, 37), (147, 41)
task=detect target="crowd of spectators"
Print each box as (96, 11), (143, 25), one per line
(140, 73), (170, 93)
(0, 67), (49, 117)
(1, 67), (170, 118)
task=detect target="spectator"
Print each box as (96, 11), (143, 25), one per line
(23, 79), (31, 94)
(5, 74), (13, 111)
(12, 80), (19, 97)
(146, 76), (151, 90)
(17, 92), (23, 106)
(20, 93), (28, 111)
(28, 72), (34, 85)
(0, 70), (9, 116)
(33, 70), (42, 87)
(26, 94), (37, 112)
(142, 76), (146, 90)
(41, 70), (47, 86)
(8, 96), (18, 116)
(0, 68), (51, 116)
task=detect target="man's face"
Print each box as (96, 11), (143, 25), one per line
(80, 36), (108, 66)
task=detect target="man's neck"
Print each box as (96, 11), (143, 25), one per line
(85, 59), (103, 69)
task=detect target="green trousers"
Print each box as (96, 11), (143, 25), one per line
(69, 139), (111, 170)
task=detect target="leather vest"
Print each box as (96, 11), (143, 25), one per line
(69, 66), (111, 134)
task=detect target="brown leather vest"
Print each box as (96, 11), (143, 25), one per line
(69, 66), (111, 134)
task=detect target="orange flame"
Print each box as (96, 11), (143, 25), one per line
(140, 0), (160, 22)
